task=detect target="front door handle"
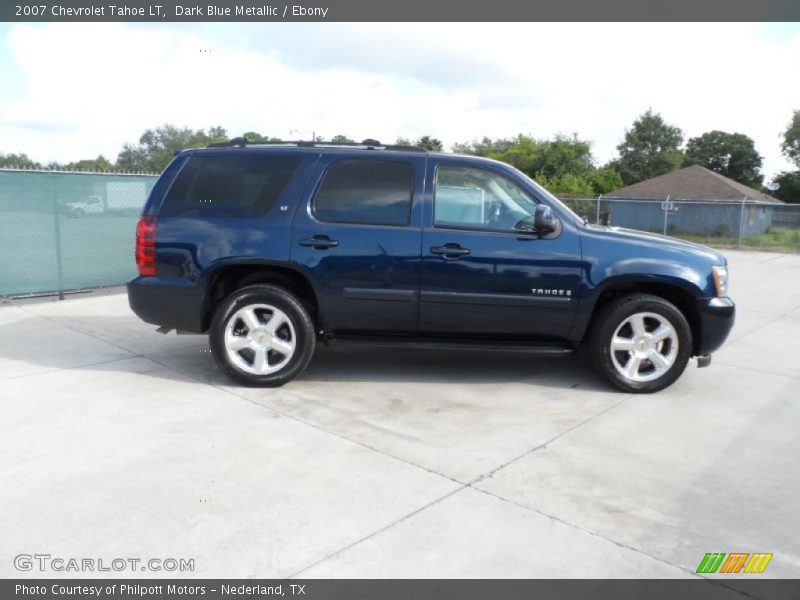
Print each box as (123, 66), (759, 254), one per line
(430, 244), (470, 259)
(299, 235), (339, 250)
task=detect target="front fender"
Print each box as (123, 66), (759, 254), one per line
(568, 227), (722, 342)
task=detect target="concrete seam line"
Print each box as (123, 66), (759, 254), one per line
(467, 486), (755, 594)
(219, 386), (470, 487)
(0, 355), (139, 382)
(724, 313), (790, 346)
(17, 304), (140, 356)
(712, 361), (800, 380)
(142, 353), (468, 487)
(286, 485), (468, 578)
(474, 488), (765, 598)
(471, 393), (634, 485)
(143, 354), (472, 580)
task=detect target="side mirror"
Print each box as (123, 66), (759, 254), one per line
(534, 204), (557, 235)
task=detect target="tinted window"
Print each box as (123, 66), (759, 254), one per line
(160, 154), (302, 217)
(313, 159), (412, 226)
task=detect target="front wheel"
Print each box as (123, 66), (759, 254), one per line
(588, 294), (692, 393)
(209, 284), (316, 386)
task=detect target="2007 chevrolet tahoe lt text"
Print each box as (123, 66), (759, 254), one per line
(127, 139), (735, 392)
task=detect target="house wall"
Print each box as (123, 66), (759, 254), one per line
(604, 200), (773, 237)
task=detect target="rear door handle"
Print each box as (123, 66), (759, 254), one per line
(430, 244), (470, 259)
(299, 235), (339, 249)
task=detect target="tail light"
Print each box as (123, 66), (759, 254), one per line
(135, 216), (157, 276)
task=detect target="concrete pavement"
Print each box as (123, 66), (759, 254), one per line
(1, 250), (798, 579)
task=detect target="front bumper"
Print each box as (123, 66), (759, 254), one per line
(695, 296), (735, 356)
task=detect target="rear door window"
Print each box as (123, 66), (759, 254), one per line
(160, 154), (302, 217)
(312, 159), (412, 226)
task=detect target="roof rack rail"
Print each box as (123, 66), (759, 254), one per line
(206, 137), (428, 153)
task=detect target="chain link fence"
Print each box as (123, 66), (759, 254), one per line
(0, 168), (157, 298)
(561, 197), (800, 253)
(2, 169), (798, 298)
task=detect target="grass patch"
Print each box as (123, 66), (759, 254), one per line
(671, 228), (800, 253)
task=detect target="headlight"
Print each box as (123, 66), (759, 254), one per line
(712, 265), (729, 297)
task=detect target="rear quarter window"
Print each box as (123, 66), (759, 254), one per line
(312, 159), (412, 226)
(159, 154), (302, 218)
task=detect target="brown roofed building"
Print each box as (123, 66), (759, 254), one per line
(606, 164), (779, 203)
(601, 165), (781, 237)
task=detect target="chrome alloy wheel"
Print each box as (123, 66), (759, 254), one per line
(224, 303), (296, 375)
(610, 311), (678, 383)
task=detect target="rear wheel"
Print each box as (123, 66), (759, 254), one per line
(588, 293), (692, 393)
(210, 284), (316, 386)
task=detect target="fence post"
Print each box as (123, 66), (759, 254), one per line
(662, 195), (670, 235)
(52, 199), (65, 300)
(737, 198), (746, 249)
(596, 195), (601, 225)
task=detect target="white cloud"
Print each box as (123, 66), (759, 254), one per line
(1, 22), (799, 178)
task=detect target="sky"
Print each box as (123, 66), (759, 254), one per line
(0, 22), (799, 180)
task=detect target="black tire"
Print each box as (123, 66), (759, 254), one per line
(209, 284), (316, 387)
(587, 293), (692, 393)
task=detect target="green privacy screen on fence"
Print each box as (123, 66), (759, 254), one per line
(0, 169), (157, 297)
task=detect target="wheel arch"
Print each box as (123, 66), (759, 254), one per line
(200, 261), (322, 333)
(579, 277), (703, 356)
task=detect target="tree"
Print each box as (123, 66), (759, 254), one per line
(62, 155), (115, 172)
(450, 133), (620, 197)
(452, 136), (515, 156)
(116, 124), (228, 172)
(772, 171), (800, 204)
(415, 136), (443, 151)
(781, 109), (800, 168)
(242, 131), (282, 143)
(0, 152), (41, 169)
(330, 134), (355, 144)
(396, 136), (444, 151)
(535, 172), (595, 197)
(587, 166), (624, 195)
(615, 109), (684, 184)
(685, 131), (763, 187)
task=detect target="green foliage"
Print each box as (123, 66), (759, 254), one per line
(685, 130), (763, 187)
(616, 109), (684, 184)
(397, 136), (443, 151)
(452, 134), (622, 197)
(772, 171), (800, 204)
(415, 136), (443, 151)
(451, 136), (505, 156)
(0, 152), (41, 169)
(330, 134), (355, 144)
(534, 171), (595, 197)
(712, 224), (730, 237)
(586, 166), (624, 195)
(116, 124), (228, 172)
(485, 134), (594, 181)
(242, 131), (282, 143)
(743, 228), (800, 251)
(61, 155), (115, 172)
(781, 109), (800, 168)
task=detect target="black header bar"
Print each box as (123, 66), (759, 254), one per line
(2, 0), (800, 22)
(4, 579), (800, 600)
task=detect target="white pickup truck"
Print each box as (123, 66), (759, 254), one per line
(63, 181), (148, 217)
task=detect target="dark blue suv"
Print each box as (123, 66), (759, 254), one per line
(128, 139), (735, 392)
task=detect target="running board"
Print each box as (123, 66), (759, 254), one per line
(326, 336), (576, 356)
